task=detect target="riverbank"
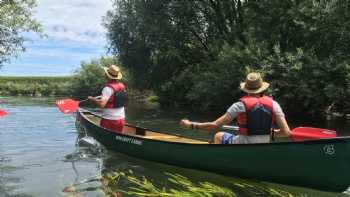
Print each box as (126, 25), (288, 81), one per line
(0, 76), (157, 104)
(0, 76), (72, 96)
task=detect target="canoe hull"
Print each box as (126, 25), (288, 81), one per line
(76, 110), (350, 192)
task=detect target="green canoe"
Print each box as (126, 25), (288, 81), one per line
(76, 109), (350, 192)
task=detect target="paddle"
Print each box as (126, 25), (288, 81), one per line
(0, 98), (8, 117)
(56, 96), (100, 114)
(221, 125), (337, 141)
(0, 109), (8, 117)
(290, 127), (337, 141)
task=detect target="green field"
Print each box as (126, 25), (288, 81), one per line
(0, 76), (73, 96)
(0, 76), (72, 83)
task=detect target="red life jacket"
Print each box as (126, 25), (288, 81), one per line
(104, 82), (125, 109)
(237, 95), (275, 135)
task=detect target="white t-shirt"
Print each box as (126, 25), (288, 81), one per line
(101, 86), (125, 120)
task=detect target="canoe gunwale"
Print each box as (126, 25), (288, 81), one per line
(78, 109), (210, 144)
(77, 108), (350, 146)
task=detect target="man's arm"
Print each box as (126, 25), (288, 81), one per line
(275, 115), (291, 136)
(272, 101), (291, 136)
(88, 96), (108, 108)
(180, 112), (233, 131)
(88, 87), (113, 108)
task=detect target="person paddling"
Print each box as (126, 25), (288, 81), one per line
(180, 72), (291, 144)
(88, 64), (127, 133)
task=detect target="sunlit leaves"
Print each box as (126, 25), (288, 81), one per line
(0, 0), (43, 65)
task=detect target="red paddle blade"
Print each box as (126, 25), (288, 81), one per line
(291, 127), (337, 141)
(0, 109), (8, 117)
(56, 99), (80, 114)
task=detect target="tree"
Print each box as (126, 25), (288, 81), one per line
(69, 57), (131, 98)
(0, 0), (42, 66)
(104, 0), (350, 116)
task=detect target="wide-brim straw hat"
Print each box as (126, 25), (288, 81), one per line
(240, 72), (269, 94)
(103, 65), (123, 80)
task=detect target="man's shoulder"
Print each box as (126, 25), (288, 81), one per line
(271, 98), (281, 105)
(228, 101), (245, 112)
(102, 86), (114, 96)
(105, 82), (125, 90)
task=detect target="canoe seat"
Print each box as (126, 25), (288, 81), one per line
(143, 135), (179, 140)
(143, 133), (209, 144)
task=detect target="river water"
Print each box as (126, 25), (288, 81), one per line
(0, 96), (349, 197)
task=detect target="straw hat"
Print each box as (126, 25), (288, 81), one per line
(240, 72), (270, 94)
(103, 65), (123, 80)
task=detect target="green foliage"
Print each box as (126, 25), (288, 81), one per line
(0, 0), (43, 65)
(69, 56), (131, 98)
(0, 76), (71, 96)
(184, 43), (266, 111)
(105, 0), (350, 116)
(261, 46), (350, 115)
(69, 62), (106, 98)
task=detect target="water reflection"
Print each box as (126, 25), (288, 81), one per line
(62, 131), (105, 196)
(0, 97), (79, 196)
(0, 157), (21, 196)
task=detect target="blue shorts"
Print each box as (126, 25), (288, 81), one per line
(221, 132), (270, 144)
(221, 132), (237, 144)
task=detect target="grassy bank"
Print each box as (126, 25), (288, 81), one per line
(0, 76), (73, 96)
(0, 76), (157, 103)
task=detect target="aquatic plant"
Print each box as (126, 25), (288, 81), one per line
(63, 170), (307, 197)
(118, 171), (236, 197)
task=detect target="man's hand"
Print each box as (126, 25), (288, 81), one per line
(180, 119), (192, 129)
(88, 96), (95, 101)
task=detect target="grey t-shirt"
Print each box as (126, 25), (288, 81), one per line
(227, 100), (284, 119)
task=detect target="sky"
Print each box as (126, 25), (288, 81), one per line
(0, 0), (114, 76)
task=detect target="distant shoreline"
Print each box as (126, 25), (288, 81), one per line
(0, 75), (73, 78)
(0, 76), (73, 97)
(0, 76), (156, 103)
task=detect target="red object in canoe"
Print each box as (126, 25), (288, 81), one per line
(291, 127), (337, 141)
(56, 99), (80, 114)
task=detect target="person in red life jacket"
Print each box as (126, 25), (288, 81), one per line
(180, 72), (291, 144)
(88, 64), (126, 133)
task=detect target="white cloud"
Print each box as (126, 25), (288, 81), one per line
(1, 0), (114, 76)
(34, 0), (113, 45)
